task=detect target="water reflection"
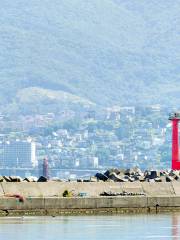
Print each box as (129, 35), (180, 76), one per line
(0, 214), (180, 239)
(172, 214), (179, 240)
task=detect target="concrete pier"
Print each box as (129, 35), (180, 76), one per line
(0, 182), (180, 216)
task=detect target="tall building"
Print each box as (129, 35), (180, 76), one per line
(2, 140), (37, 168)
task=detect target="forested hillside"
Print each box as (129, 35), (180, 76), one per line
(0, 0), (179, 114)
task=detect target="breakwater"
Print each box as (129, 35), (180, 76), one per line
(0, 182), (180, 215)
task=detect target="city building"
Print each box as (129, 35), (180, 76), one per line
(1, 140), (37, 168)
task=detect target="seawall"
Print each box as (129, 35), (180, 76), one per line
(0, 182), (180, 215)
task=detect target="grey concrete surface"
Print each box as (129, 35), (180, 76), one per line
(1, 182), (177, 197)
(0, 182), (180, 215)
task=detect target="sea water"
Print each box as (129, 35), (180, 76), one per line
(0, 213), (179, 240)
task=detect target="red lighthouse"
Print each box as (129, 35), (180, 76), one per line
(169, 113), (180, 170)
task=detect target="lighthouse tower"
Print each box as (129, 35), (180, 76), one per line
(169, 113), (180, 170)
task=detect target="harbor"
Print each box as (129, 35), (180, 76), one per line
(0, 112), (180, 216)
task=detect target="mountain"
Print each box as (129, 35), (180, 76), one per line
(0, 0), (180, 113)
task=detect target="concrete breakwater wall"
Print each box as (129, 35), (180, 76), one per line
(0, 182), (178, 197)
(0, 182), (180, 215)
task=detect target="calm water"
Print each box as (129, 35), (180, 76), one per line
(0, 214), (180, 240)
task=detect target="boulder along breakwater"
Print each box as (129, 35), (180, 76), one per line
(1, 168), (180, 216)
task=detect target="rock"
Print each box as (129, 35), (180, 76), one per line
(23, 178), (29, 182)
(128, 177), (135, 182)
(155, 177), (162, 182)
(149, 170), (159, 179)
(139, 176), (145, 182)
(83, 179), (90, 182)
(175, 170), (180, 176)
(144, 170), (149, 179)
(23, 177), (38, 182)
(133, 175), (140, 181)
(160, 171), (165, 176)
(133, 167), (143, 176)
(174, 174), (180, 181)
(169, 170), (180, 177)
(95, 168), (180, 183)
(124, 168), (134, 176)
(0, 176), (4, 182)
(37, 176), (47, 182)
(109, 172), (128, 182)
(104, 169), (120, 178)
(166, 176), (174, 182)
(90, 177), (97, 182)
(169, 170), (180, 180)
(3, 176), (11, 182)
(51, 177), (62, 182)
(124, 175), (135, 182)
(9, 176), (22, 182)
(163, 171), (169, 176)
(160, 176), (166, 182)
(23, 177), (30, 182)
(95, 173), (108, 181)
(77, 179), (83, 182)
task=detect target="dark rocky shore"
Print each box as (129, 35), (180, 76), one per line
(95, 168), (180, 183)
(1, 168), (180, 183)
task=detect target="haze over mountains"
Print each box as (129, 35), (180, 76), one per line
(0, 0), (180, 114)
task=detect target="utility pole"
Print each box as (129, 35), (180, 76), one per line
(43, 157), (49, 179)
